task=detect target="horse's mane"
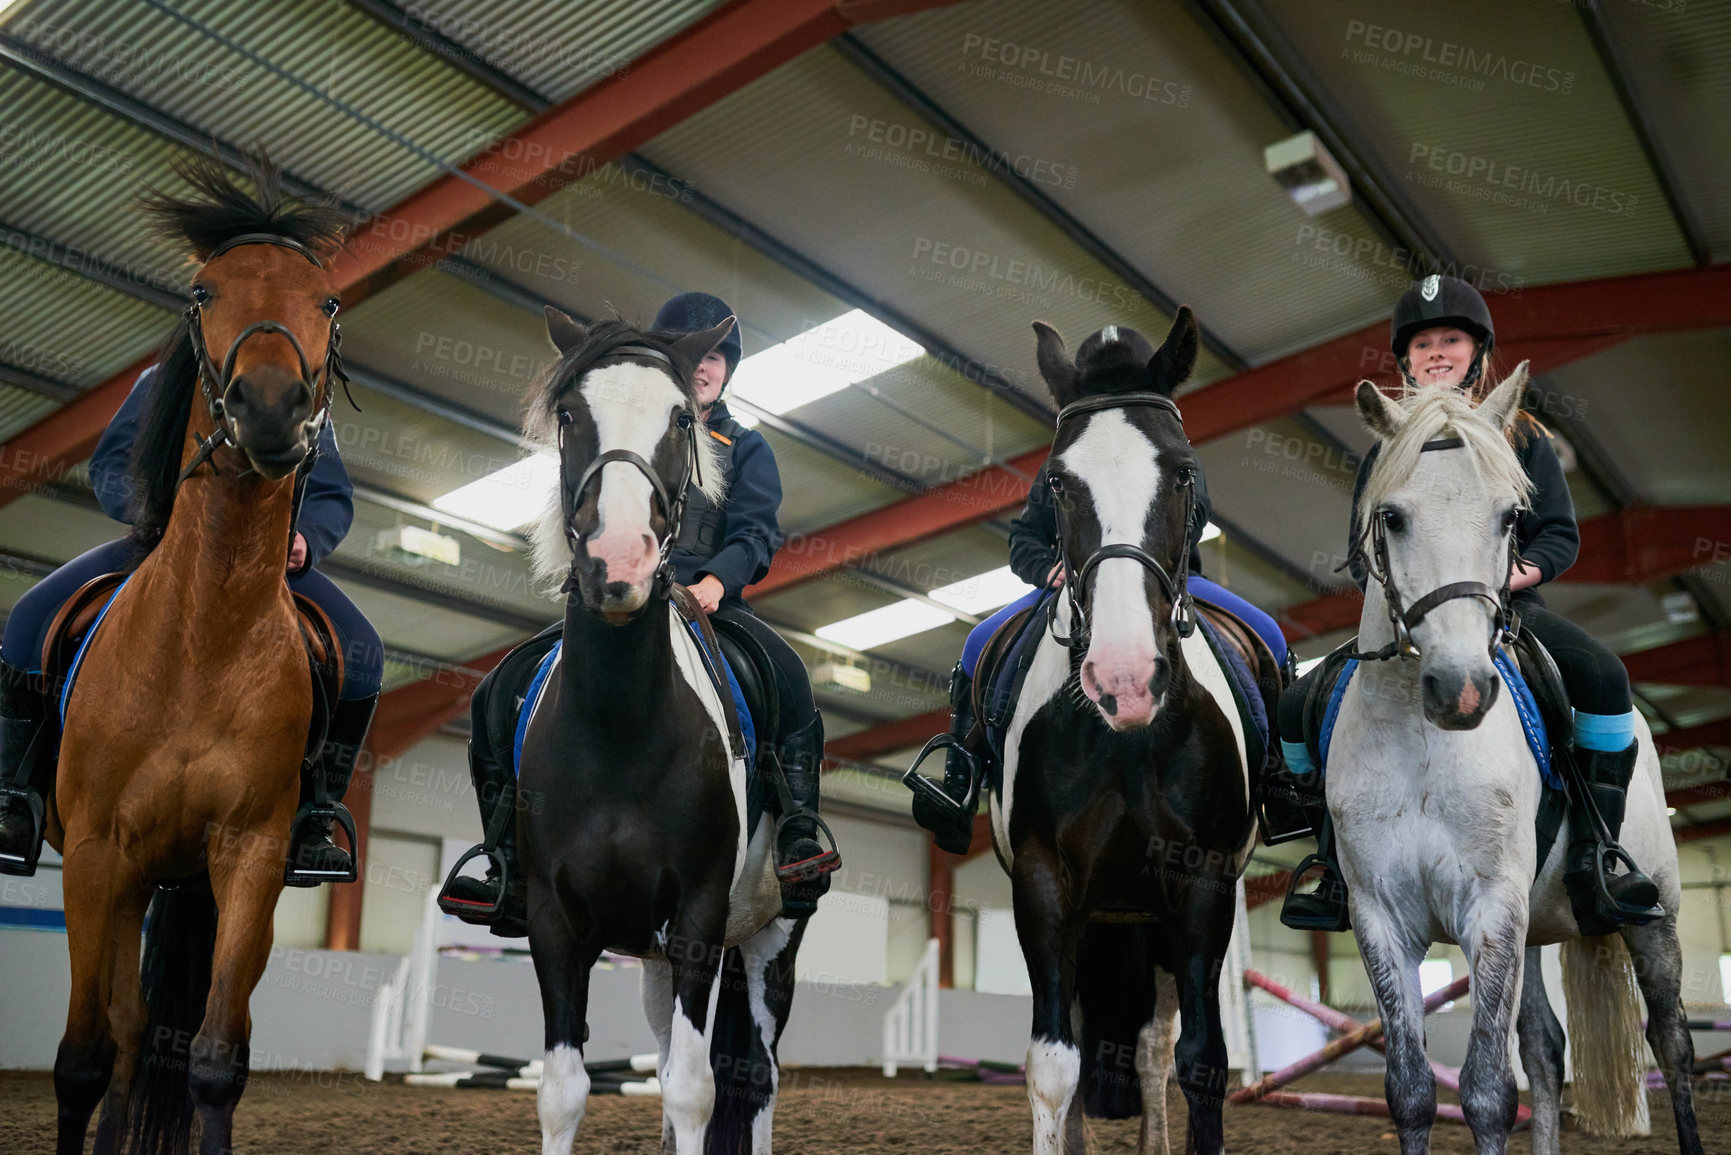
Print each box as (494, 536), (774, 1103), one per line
(1355, 384), (1533, 540)
(524, 317), (728, 592)
(125, 321), (201, 559)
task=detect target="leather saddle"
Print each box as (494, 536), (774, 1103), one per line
(42, 571), (345, 761)
(970, 597), (1047, 775)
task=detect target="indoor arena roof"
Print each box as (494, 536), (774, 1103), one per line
(0, 0), (1726, 845)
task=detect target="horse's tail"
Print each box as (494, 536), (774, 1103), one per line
(127, 881), (220, 1155)
(705, 920), (805, 1155)
(1561, 933), (1651, 1137)
(1078, 921), (1156, 1119)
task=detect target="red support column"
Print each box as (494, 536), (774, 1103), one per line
(928, 840), (955, 989)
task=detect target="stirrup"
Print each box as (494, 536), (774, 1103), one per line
(900, 733), (981, 826)
(438, 843), (511, 923)
(1590, 841), (1664, 926)
(774, 811), (841, 883)
(282, 800), (359, 886)
(0, 787), (46, 877)
(1278, 852), (1351, 932)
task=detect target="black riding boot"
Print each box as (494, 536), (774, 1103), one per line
(775, 712), (841, 918)
(1279, 809), (1351, 932)
(1564, 741), (1663, 932)
(0, 661), (52, 876)
(284, 692), (376, 887)
(437, 736), (529, 938)
(909, 663), (983, 855)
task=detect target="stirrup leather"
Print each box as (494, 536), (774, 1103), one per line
(282, 800), (359, 886)
(0, 787), (46, 875)
(900, 733), (982, 826)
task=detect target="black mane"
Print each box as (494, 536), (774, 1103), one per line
(126, 155), (346, 558)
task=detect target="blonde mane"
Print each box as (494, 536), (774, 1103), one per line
(1355, 384), (1533, 541)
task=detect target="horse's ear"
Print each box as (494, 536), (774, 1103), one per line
(1033, 321), (1078, 407)
(544, 306), (588, 356)
(1147, 306), (1200, 396)
(1477, 361), (1529, 435)
(1356, 381), (1406, 440)
(668, 316), (737, 384)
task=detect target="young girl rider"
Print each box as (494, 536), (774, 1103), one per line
(438, 292), (840, 931)
(0, 365), (383, 885)
(1278, 274), (1661, 934)
(910, 323), (1294, 853)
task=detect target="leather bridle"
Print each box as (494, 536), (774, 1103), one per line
(1347, 435), (1520, 662)
(1045, 391), (1198, 651)
(555, 342), (705, 599)
(179, 232), (348, 485)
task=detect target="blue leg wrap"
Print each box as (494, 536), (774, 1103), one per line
(1573, 708), (1636, 752)
(1282, 739), (1318, 779)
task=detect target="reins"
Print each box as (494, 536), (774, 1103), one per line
(1044, 391), (1197, 651)
(1345, 435), (1519, 663)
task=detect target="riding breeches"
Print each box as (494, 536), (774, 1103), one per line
(1, 538), (384, 700)
(1511, 589), (1630, 718)
(710, 602), (817, 735)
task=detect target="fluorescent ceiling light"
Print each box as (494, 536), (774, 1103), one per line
(432, 453), (558, 532)
(730, 309), (923, 419)
(930, 566), (1037, 615)
(816, 599), (955, 651)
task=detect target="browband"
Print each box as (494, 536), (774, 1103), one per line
(205, 233), (325, 268)
(604, 343), (674, 368)
(1055, 391), (1181, 426)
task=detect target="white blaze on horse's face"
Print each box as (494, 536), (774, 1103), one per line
(1060, 410), (1173, 731)
(578, 363), (686, 612)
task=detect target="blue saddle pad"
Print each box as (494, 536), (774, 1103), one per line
(512, 625), (758, 777)
(1195, 612), (1269, 755)
(1319, 651), (1558, 789)
(57, 575), (133, 727)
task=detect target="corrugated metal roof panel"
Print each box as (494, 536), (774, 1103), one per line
(9, 0), (526, 212)
(1260, 0), (1691, 284)
(0, 384), (58, 442)
(0, 248), (170, 390)
(402, 0), (726, 104)
(1596, 0), (1731, 262)
(638, 47), (1232, 407)
(853, 0), (1400, 366)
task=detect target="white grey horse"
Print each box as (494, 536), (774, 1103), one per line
(1327, 369), (1703, 1155)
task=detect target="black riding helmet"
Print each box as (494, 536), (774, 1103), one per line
(1075, 323), (1156, 372)
(653, 291), (743, 382)
(1391, 274), (1495, 388)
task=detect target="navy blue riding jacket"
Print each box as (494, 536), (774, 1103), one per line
(89, 366), (354, 573)
(1008, 459), (1214, 588)
(668, 401), (784, 606)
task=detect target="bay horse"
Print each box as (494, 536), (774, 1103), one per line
(1332, 373), (1701, 1155)
(47, 158), (348, 1155)
(989, 311), (1255, 1155)
(519, 306), (805, 1154)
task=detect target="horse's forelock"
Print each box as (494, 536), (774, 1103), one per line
(1356, 387), (1532, 539)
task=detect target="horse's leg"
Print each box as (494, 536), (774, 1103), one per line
(1355, 914), (1434, 1155)
(1456, 897), (1527, 1154)
(1172, 944), (1231, 1155)
(54, 844), (125, 1155)
(1515, 947), (1565, 1155)
(1135, 968), (1179, 1155)
(531, 896), (601, 1155)
(641, 957), (677, 1155)
(91, 893), (149, 1155)
(1013, 853), (1083, 1155)
(662, 904), (729, 1155)
(720, 918), (802, 1155)
(1621, 917), (1705, 1155)
(190, 853), (282, 1155)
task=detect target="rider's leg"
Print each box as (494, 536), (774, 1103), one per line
(1521, 600), (1661, 926)
(1276, 661), (1350, 931)
(284, 569), (382, 885)
(0, 540), (133, 874)
(437, 625), (561, 934)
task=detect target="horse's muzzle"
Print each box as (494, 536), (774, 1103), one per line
(225, 368), (316, 480)
(1422, 668), (1500, 730)
(1082, 653), (1170, 731)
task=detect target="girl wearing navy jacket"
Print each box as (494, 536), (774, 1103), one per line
(0, 366), (383, 884)
(1278, 275), (1660, 934)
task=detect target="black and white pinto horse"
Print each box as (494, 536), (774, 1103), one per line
(520, 307), (802, 1155)
(993, 311), (1255, 1155)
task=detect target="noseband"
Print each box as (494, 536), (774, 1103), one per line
(557, 343), (705, 600)
(179, 233), (348, 485)
(1045, 392), (1197, 651)
(1348, 436), (1519, 663)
